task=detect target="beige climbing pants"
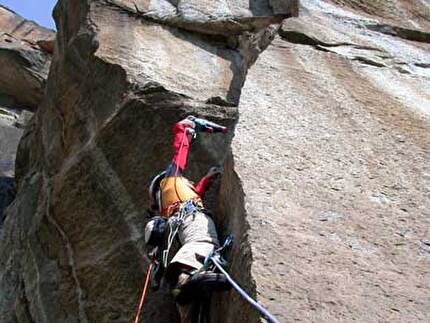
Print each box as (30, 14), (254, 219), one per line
(166, 210), (219, 323)
(169, 210), (219, 271)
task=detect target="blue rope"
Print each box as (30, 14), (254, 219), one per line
(210, 256), (279, 323)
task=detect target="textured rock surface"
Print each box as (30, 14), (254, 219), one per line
(220, 0), (430, 322)
(106, 0), (298, 36)
(0, 6), (54, 225)
(0, 5), (54, 108)
(0, 0), (297, 322)
(0, 101), (19, 223)
(1, 0), (429, 322)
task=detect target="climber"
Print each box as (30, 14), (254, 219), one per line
(145, 116), (229, 321)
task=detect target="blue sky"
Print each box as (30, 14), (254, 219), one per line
(0, 0), (57, 30)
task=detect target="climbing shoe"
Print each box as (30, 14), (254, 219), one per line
(173, 271), (231, 305)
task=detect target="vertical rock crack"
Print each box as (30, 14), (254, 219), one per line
(44, 175), (89, 323)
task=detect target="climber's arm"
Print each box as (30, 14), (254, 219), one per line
(194, 176), (214, 199)
(166, 120), (195, 176)
(195, 167), (221, 198)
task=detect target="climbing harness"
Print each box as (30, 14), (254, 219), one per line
(133, 262), (154, 323)
(162, 199), (200, 267)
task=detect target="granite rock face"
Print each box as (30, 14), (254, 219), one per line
(0, 0), (297, 322)
(220, 0), (430, 322)
(0, 6), (54, 226)
(0, 6), (54, 108)
(106, 0), (298, 36)
(1, 0), (429, 322)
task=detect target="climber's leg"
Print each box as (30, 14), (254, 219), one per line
(165, 210), (219, 283)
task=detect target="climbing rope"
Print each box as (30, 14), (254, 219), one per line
(162, 206), (187, 267)
(210, 256), (280, 323)
(133, 262), (154, 323)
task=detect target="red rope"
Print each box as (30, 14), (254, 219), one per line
(133, 263), (153, 323)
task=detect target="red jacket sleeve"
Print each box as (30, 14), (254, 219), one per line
(172, 122), (192, 172)
(194, 176), (215, 199)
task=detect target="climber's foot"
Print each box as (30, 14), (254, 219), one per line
(173, 271), (231, 305)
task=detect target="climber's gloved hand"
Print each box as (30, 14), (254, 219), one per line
(187, 116), (228, 134)
(206, 166), (222, 179)
(178, 117), (196, 141)
(185, 127), (196, 137)
(179, 117), (195, 129)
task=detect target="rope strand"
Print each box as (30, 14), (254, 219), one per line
(211, 257), (279, 323)
(133, 262), (154, 323)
